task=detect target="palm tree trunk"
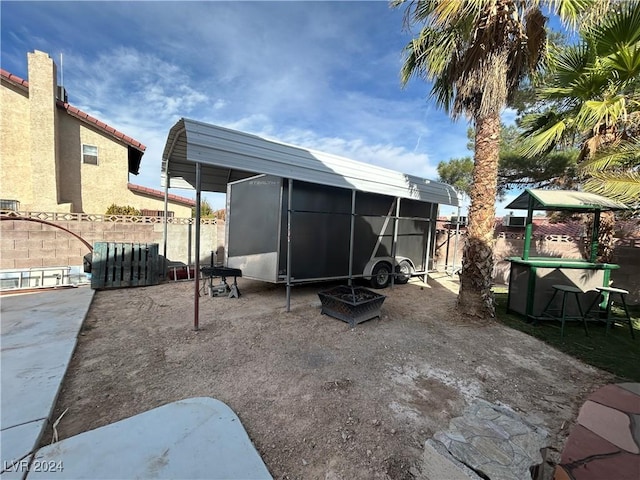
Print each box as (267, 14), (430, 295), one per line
(457, 112), (500, 318)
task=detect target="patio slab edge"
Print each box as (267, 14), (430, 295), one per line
(1, 287), (95, 472)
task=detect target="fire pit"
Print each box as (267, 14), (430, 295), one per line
(318, 286), (386, 327)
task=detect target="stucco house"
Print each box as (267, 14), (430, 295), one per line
(0, 50), (194, 217)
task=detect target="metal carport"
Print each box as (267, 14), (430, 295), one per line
(161, 118), (460, 329)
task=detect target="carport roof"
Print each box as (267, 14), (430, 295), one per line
(506, 188), (629, 212)
(161, 118), (459, 206)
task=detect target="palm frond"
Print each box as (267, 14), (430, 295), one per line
(400, 25), (459, 85)
(535, 44), (609, 102)
(431, 75), (456, 115)
(550, 0), (610, 31)
(575, 96), (626, 131)
(432, 0), (465, 26)
(579, 139), (640, 174)
(554, 44), (593, 80)
(580, 151), (631, 174)
(521, 119), (569, 157)
(604, 44), (640, 83)
(399, 45), (419, 87)
(410, 0), (441, 24)
(589, 1), (640, 58)
(520, 110), (571, 136)
(583, 171), (640, 205)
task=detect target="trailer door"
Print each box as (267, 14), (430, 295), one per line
(278, 180), (352, 281)
(227, 175), (282, 282)
(397, 199), (433, 273)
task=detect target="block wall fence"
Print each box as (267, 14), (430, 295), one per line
(0, 211), (224, 271)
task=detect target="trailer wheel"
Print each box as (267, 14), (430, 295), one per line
(370, 262), (392, 289)
(395, 260), (412, 285)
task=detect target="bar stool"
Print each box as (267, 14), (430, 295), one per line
(584, 286), (635, 339)
(540, 285), (588, 337)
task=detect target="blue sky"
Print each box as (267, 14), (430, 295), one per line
(2, 0), (525, 216)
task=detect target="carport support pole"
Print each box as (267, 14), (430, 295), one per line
(451, 202), (461, 273)
(348, 190), (356, 286)
(193, 162), (202, 331)
(444, 227), (451, 272)
(163, 172), (169, 277)
(390, 198), (400, 288)
(424, 203), (435, 285)
(286, 178), (293, 312)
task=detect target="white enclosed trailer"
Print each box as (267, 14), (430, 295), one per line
(226, 174), (440, 288)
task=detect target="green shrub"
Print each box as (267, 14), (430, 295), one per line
(105, 204), (141, 216)
(192, 199), (216, 218)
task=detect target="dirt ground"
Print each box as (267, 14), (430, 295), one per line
(47, 273), (614, 479)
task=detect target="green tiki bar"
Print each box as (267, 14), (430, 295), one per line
(504, 189), (628, 319)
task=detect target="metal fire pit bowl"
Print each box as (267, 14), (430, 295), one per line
(318, 285), (386, 327)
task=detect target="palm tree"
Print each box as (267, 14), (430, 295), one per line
(393, 0), (588, 318)
(522, 2), (640, 206)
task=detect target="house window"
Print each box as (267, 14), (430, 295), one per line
(82, 144), (98, 165)
(0, 199), (20, 211)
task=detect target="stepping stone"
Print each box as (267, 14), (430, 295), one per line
(553, 465), (571, 480)
(27, 397), (272, 479)
(432, 399), (549, 480)
(587, 384), (640, 414)
(421, 439), (481, 480)
(618, 383), (640, 396)
(577, 401), (638, 453)
(566, 451), (639, 480)
(556, 383), (640, 480)
(559, 424), (620, 463)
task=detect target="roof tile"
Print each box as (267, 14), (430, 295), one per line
(127, 183), (196, 207)
(0, 68), (29, 89)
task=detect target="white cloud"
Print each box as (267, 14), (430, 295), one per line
(213, 99), (227, 110)
(66, 48), (212, 125)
